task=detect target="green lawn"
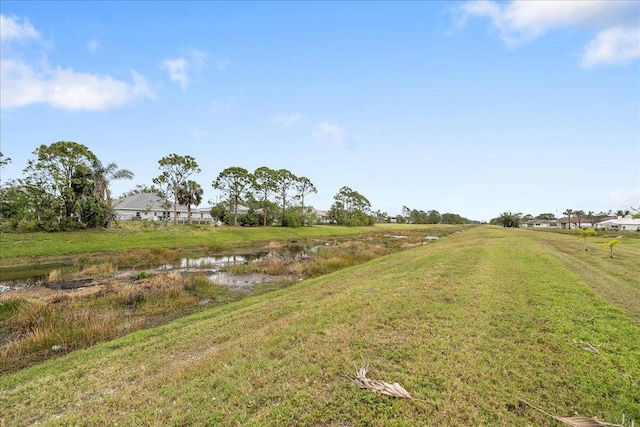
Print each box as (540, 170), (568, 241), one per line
(0, 223), (457, 264)
(1, 226), (638, 426)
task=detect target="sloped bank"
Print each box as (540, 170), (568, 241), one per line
(2, 227), (638, 426)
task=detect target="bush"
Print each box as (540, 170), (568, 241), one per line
(280, 213), (301, 228)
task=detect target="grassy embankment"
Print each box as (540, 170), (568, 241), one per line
(1, 226), (639, 426)
(1, 230), (450, 373)
(0, 222), (453, 268)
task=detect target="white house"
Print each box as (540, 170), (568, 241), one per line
(558, 217), (595, 229)
(113, 193), (194, 222)
(521, 219), (560, 228)
(595, 215), (640, 232)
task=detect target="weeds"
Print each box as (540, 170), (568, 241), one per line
(47, 269), (64, 283)
(1, 235), (430, 373)
(1, 227), (639, 426)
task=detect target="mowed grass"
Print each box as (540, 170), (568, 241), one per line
(1, 227), (638, 426)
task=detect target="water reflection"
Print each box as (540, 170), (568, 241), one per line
(161, 253), (266, 270)
(0, 243), (319, 293)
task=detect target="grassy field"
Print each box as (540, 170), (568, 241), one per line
(0, 223), (456, 266)
(1, 226), (639, 426)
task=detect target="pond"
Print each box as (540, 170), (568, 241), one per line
(0, 243), (322, 293)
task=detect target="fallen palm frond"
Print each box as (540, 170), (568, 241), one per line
(570, 340), (601, 355)
(349, 365), (413, 399)
(517, 397), (632, 427)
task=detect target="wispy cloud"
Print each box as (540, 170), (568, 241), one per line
(314, 121), (347, 147)
(162, 57), (190, 90)
(270, 112), (302, 127)
(86, 39), (100, 53)
(453, 1), (639, 66)
(607, 188), (640, 209)
(0, 14), (40, 43)
(215, 58), (230, 71)
(582, 27), (640, 68)
(0, 14), (155, 111)
(161, 48), (227, 89)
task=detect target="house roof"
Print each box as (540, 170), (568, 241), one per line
(113, 193), (189, 212)
(524, 219), (557, 224)
(596, 216), (640, 226)
(558, 217), (594, 223)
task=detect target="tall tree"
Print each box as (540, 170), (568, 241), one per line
(294, 176), (317, 226)
(253, 166), (278, 226)
(177, 180), (203, 222)
(274, 169), (298, 225)
(498, 211), (520, 227)
(427, 210), (441, 224)
(121, 184), (164, 198)
(0, 152), (10, 170)
(0, 152), (10, 190)
(574, 210), (586, 228)
(402, 206), (411, 223)
(536, 213), (557, 220)
(92, 159), (134, 204)
(212, 167), (252, 226)
(153, 154), (200, 226)
(563, 209), (574, 230)
(329, 186), (373, 226)
(23, 141), (99, 226)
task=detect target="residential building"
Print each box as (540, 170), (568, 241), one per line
(595, 215), (640, 232)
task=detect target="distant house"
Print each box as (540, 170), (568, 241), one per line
(595, 215), (640, 232)
(521, 219), (560, 229)
(113, 193), (202, 222)
(558, 217), (595, 230)
(314, 209), (329, 223)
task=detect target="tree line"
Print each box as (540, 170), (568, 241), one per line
(396, 206), (476, 225)
(492, 208), (639, 228)
(0, 142), (379, 231)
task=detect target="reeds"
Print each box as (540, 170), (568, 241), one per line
(47, 269), (64, 283)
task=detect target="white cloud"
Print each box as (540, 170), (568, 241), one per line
(162, 57), (190, 90)
(0, 58), (154, 110)
(1, 14), (155, 111)
(87, 39), (100, 53)
(187, 48), (208, 71)
(314, 122), (347, 147)
(0, 14), (40, 43)
(607, 188), (640, 209)
(455, 1), (639, 66)
(161, 48), (222, 89)
(582, 27), (640, 67)
(271, 113), (302, 127)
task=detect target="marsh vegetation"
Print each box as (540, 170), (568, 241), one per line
(1, 225), (638, 426)
(1, 229), (447, 373)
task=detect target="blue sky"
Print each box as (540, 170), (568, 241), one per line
(1, 1), (639, 222)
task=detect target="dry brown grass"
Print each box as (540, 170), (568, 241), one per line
(77, 262), (117, 277)
(349, 365), (413, 399)
(518, 398), (633, 427)
(47, 268), (64, 283)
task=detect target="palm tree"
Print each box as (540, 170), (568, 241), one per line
(563, 209), (574, 230)
(601, 240), (621, 259)
(576, 228), (596, 251)
(574, 209), (585, 228)
(92, 159), (134, 204)
(177, 180), (203, 223)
